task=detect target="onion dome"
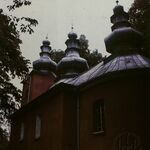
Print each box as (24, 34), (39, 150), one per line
(33, 38), (57, 73)
(68, 32), (77, 39)
(57, 31), (89, 78)
(104, 1), (143, 55)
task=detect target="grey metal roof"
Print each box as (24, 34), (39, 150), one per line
(33, 39), (57, 73)
(51, 54), (150, 88)
(57, 31), (89, 76)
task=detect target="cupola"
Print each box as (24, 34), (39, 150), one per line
(33, 38), (57, 73)
(104, 1), (143, 55)
(57, 29), (89, 78)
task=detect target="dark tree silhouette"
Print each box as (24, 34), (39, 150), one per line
(79, 34), (103, 67)
(50, 49), (65, 63)
(129, 0), (150, 57)
(0, 0), (38, 139)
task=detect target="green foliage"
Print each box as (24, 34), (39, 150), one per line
(129, 0), (150, 57)
(7, 0), (31, 10)
(80, 49), (103, 68)
(50, 49), (65, 63)
(79, 34), (103, 67)
(0, 0), (37, 135)
(0, 128), (9, 150)
(7, 0), (38, 34)
(79, 34), (89, 51)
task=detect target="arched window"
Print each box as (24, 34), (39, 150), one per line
(20, 123), (24, 141)
(35, 116), (41, 139)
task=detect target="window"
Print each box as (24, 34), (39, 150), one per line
(93, 100), (104, 133)
(35, 116), (41, 139)
(20, 123), (24, 141)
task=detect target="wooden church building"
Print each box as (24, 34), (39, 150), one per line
(9, 3), (150, 150)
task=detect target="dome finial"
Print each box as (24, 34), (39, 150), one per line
(71, 24), (74, 32)
(46, 33), (48, 40)
(116, 0), (119, 5)
(42, 34), (50, 46)
(68, 25), (77, 39)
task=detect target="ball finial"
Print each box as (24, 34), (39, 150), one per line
(42, 34), (50, 46)
(46, 33), (48, 40)
(71, 24), (74, 32)
(116, 0), (119, 5)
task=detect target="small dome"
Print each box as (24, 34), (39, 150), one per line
(42, 39), (50, 46)
(57, 55), (89, 76)
(33, 58), (57, 73)
(113, 5), (124, 14)
(68, 32), (78, 39)
(33, 39), (57, 73)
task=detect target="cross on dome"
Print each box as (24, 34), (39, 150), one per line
(71, 24), (74, 32)
(116, 0), (119, 5)
(46, 34), (48, 40)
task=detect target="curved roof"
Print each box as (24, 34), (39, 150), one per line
(33, 39), (57, 73)
(57, 31), (89, 77)
(52, 54), (150, 88)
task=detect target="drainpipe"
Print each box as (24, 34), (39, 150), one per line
(77, 93), (80, 150)
(27, 76), (32, 103)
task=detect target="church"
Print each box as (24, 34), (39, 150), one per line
(9, 3), (150, 150)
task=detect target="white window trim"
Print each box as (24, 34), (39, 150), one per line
(35, 116), (41, 139)
(20, 123), (24, 141)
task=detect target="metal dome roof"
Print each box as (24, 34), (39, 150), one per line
(33, 39), (57, 73)
(105, 3), (143, 55)
(57, 32), (89, 78)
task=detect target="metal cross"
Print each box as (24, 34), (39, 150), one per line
(46, 34), (48, 40)
(116, 0), (119, 5)
(71, 24), (74, 32)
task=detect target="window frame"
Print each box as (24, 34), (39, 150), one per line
(35, 115), (41, 140)
(93, 100), (105, 134)
(19, 122), (25, 141)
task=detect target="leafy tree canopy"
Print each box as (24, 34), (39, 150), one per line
(0, 0), (37, 137)
(129, 0), (150, 57)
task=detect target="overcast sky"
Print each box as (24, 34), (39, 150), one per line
(1, 0), (134, 89)
(1, 0), (134, 65)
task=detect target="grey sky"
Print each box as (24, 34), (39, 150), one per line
(2, 0), (134, 64)
(1, 0), (134, 89)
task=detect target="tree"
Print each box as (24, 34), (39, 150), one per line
(79, 34), (103, 67)
(129, 0), (150, 57)
(81, 49), (103, 67)
(50, 49), (65, 63)
(7, 0), (38, 34)
(0, 127), (9, 150)
(0, 0), (37, 137)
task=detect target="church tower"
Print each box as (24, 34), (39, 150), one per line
(22, 38), (57, 105)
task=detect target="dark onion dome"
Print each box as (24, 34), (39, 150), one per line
(104, 2), (143, 55)
(57, 31), (89, 78)
(68, 32), (77, 39)
(33, 38), (57, 73)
